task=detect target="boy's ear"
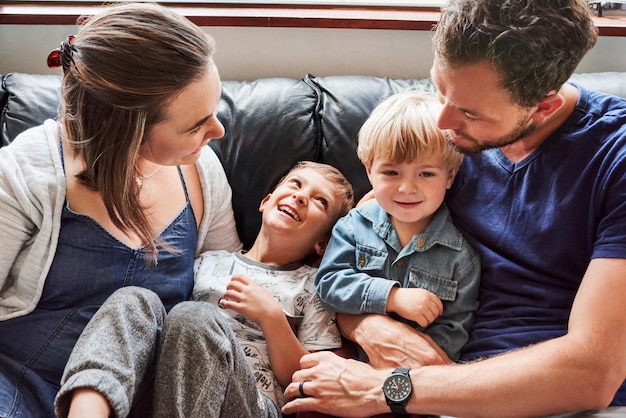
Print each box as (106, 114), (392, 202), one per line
(259, 194), (272, 212)
(364, 164), (373, 182)
(446, 168), (458, 189)
(314, 240), (328, 256)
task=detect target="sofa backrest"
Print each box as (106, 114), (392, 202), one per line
(1, 71), (625, 248)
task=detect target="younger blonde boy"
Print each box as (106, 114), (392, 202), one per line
(315, 91), (480, 362)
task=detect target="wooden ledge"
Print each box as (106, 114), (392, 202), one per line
(0, 3), (624, 35)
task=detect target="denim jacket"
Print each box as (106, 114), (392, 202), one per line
(316, 202), (481, 360)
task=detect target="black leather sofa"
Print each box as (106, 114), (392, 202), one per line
(2, 71), (626, 250)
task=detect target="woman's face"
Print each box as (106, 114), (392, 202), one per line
(140, 64), (225, 166)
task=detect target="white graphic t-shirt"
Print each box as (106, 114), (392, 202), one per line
(193, 250), (341, 407)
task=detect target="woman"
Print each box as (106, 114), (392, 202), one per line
(0, 3), (241, 417)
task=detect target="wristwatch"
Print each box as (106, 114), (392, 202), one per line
(382, 367), (413, 416)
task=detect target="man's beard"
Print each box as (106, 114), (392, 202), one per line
(447, 119), (538, 156)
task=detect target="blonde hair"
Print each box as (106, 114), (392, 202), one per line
(357, 90), (463, 170)
(277, 161), (354, 220)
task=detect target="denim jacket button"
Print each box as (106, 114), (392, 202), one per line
(358, 256), (366, 267)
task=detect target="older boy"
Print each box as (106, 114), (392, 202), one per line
(192, 161), (354, 411)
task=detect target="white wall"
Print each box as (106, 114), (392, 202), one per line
(1, 24), (625, 80)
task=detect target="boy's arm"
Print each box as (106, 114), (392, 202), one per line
(262, 310), (309, 388)
(220, 274), (307, 388)
(316, 214), (396, 315)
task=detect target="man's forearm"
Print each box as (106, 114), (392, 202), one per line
(406, 334), (619, 417)
(336, 313), (451, 367)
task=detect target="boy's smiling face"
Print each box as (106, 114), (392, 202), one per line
(259, 167), (343, 251)
(367, 154), (456, 238)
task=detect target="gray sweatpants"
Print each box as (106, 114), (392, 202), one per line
(54, 286), (280, 418)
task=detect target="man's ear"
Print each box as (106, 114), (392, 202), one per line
(259, 194), (272, 212)
(532, 91), (565, 124)
(314, 240), (328, 256)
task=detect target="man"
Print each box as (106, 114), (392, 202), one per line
(282, 0), (626, 416)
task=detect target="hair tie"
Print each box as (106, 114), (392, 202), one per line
(47, 35), (76, 70)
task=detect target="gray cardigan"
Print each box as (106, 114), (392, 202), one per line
(0, 119), (242, 320)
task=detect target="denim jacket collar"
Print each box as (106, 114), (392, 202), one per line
(357, 202), (464, 254)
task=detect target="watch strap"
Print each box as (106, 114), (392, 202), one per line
(390, 403), (410, 415)
(394, 367), (410, 375)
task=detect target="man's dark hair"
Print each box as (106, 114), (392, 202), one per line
(432, 0), (598, 107)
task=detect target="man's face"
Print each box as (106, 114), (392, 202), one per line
(430, 57), (537, 155)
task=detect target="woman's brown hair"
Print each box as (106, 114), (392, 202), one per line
(59, 2), (216, 263)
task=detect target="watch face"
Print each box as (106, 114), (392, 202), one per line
(383, 373), (412, 402)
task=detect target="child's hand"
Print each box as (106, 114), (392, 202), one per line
(356, 189), (376, 208)
(387, 287), (443, 328)
(219, 274), (282, 326)
(67, 388), (111, 418)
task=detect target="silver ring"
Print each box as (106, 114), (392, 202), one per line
(298, 380), (309, 397)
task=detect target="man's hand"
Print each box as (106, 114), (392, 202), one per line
(338, 313), (452, 368)
(356, 189), (376, 208)
(282, 351), (389, 417)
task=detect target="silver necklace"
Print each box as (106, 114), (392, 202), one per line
(136, 165), (162, 188)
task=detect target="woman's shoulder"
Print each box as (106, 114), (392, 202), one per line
(2, 120), (58, 158)
(0, 120), (61, 175)
(194, 145), (230, 186)
(197, 145), (222, 169)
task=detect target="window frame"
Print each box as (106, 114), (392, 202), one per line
(1, 1), (625, 35)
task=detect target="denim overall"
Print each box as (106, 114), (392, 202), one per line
(0, 141), (197, 417)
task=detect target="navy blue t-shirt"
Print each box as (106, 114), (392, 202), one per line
(446, 84), (626, 404)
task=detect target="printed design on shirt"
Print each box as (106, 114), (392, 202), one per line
(243, 344), (275, 392)
(293, 290), (310, 316)
(324, 314), (337, 328)
(301, 329), (340, 345)
(310, 292), (327, 313)
(233, 325), (264, 343)
(192, 251), (341, 405)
